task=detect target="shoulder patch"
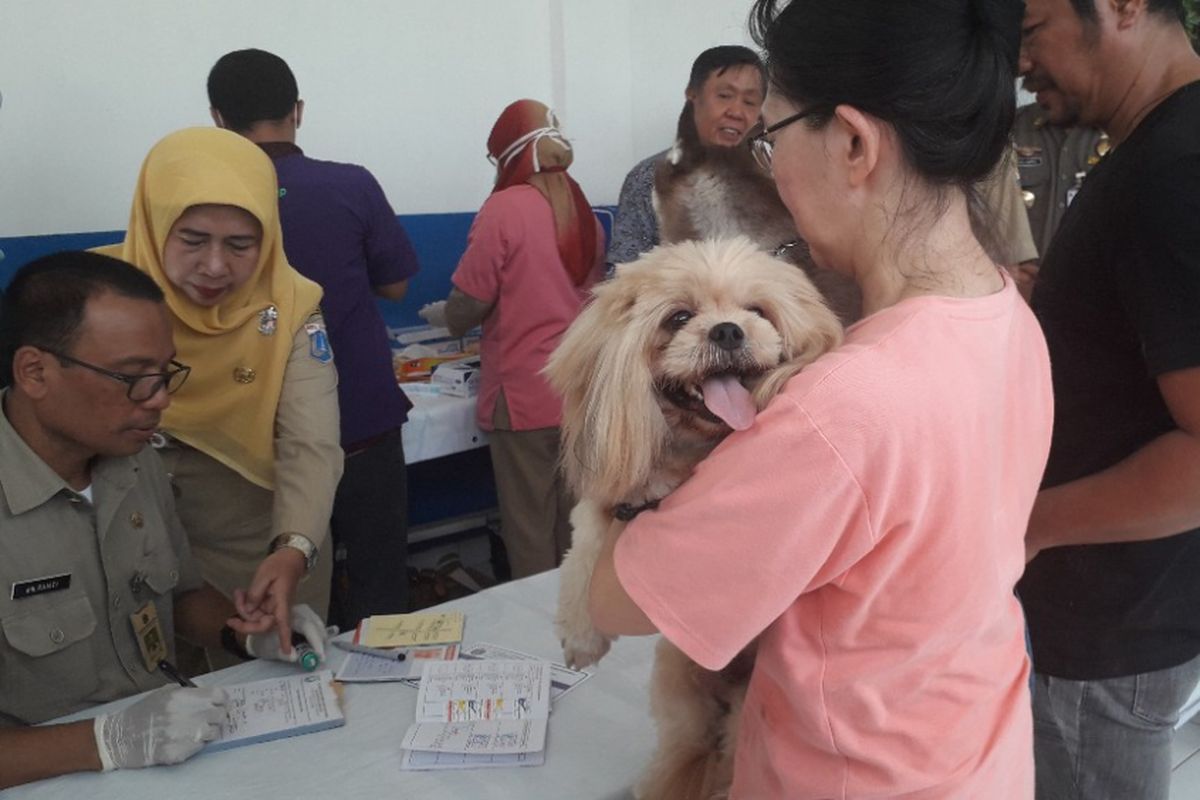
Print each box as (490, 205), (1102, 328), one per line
(304, 319), (333, 364)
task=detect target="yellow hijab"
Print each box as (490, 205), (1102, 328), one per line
(98, 127), (323, 489)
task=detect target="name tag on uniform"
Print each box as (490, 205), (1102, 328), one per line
(11, 573), (72, 599)
(1016, 145), (1044, 170)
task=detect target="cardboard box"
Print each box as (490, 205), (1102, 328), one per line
(431, 357), (481, 398)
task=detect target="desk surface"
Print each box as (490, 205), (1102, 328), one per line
(13, 572), (659, 800)
(401, 389), (488, 465)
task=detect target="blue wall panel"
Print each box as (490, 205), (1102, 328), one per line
(0, 207), (615, 330)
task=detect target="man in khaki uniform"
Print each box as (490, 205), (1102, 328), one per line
(1013, 101), (1107, 259)
(0, 251), (320, 789)
(977, 152), (1041, 267)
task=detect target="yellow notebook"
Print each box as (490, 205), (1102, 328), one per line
(360, 611), (465, 648)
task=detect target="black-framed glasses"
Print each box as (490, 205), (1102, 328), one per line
(750, 107), (826, 172)
(45, 350), (191, 402)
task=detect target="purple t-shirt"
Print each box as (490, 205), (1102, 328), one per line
(263, 143), (418, 449)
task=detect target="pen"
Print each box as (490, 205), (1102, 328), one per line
(158, 658), (198, 688)
(332, 640), (407, 661)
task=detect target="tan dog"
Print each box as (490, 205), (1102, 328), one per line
(547, 237), (842, 799)
(653, 107), (862, 326)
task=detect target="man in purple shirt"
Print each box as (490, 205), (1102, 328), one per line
(207, 49), (419, 630)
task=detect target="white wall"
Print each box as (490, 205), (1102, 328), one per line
(0, 0), (759, 237)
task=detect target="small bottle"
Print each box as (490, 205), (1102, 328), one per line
(291, 632), (320, 671)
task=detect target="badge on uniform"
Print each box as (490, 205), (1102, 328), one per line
(305, 320), (333, 364)
(10, 572), (71, 599)
(130, 600), (168, 673)
(258, 304), (279, 336)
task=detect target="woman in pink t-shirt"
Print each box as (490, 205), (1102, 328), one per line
(422, 100), (604, 578)
(589, 1), (1051, 798)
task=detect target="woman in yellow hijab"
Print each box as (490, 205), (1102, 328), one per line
(101, 127), (342, 658)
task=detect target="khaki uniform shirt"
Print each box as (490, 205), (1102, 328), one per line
(976, 151), (1040, 266)
(0, 394), (204, 725)
(1013, 103), (1107, 259)
(157, 314), (340, 616)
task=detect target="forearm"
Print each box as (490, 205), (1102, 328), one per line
(588, 527), (657, 637)
(173, 584), (238, 651)
(444, 287), (492, 338)
(0, 722), (101, 789)
(272, 321), (343, 548)
(1029, 428), (1200, 551)
(373, 280), (408, 302)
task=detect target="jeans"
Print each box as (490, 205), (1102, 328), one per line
(1033, 653), (1200, 799)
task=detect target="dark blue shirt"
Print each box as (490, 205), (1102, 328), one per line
(262, 142), (419, 450)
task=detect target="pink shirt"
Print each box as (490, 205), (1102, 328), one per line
(452, 184), (598, 431)
(616, 276), (1051, 799)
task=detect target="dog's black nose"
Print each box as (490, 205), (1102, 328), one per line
(708, 322), (745, 351)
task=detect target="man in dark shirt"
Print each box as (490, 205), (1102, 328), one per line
(207, 49), (420, 631)
(1016, 1), (1200, 797)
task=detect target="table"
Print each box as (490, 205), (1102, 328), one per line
(12, 572), (660, 800)
(401, 389), (488, 465)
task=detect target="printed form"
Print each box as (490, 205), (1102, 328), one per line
(400, 659), (552, 770)
(207, 671), (344, 752)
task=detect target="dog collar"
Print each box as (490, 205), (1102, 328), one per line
(613, 499), (661, 521)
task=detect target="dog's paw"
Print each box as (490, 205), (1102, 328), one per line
(561, 630), (613, 670)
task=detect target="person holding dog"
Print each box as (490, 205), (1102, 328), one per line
(606, 45), (766, 273)
(588, 1), (1051, 797)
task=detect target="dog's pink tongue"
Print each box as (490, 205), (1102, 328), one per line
(701, 375), (757, 431)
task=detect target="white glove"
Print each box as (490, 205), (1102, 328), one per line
(418, 300), (448, 329)
(94, 685), (228, 770)
(244, 603), (329, 664)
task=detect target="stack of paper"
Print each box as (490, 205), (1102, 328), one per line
(400, 659), (551, 770)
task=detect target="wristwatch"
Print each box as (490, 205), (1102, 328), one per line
(268, 533), (319, 573)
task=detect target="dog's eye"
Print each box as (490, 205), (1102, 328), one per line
(748, 306), (767, 318)
(664, 310), (694, 331)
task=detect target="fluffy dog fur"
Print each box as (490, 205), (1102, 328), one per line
(653, 106), (863, 326)
(547, 237), (842, 800)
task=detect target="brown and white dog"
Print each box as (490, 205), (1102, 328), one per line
(548, 237), (842, 799)
(653, 105), (862, 326)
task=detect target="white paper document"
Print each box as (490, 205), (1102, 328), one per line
(333, 643), (459, 683)
(206, 670), (344, 752)
(458, 642), (591, 704)
(400, 659), (552, 770)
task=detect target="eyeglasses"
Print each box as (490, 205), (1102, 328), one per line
(750, 107), (825, 172)
(45, 350), (191, 402)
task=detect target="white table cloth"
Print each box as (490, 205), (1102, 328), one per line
(11, 571), (660, 800)
(401, 390), (488, 464)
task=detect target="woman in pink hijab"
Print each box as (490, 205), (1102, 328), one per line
(421, 99), (604, 578)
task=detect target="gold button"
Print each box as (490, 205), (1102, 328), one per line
(1022, 190), (1036, 210)
(130, 511), (144, 528)
(233, 367), (257, 384)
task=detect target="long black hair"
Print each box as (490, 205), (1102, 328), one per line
(749, 0), (1023, 187)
